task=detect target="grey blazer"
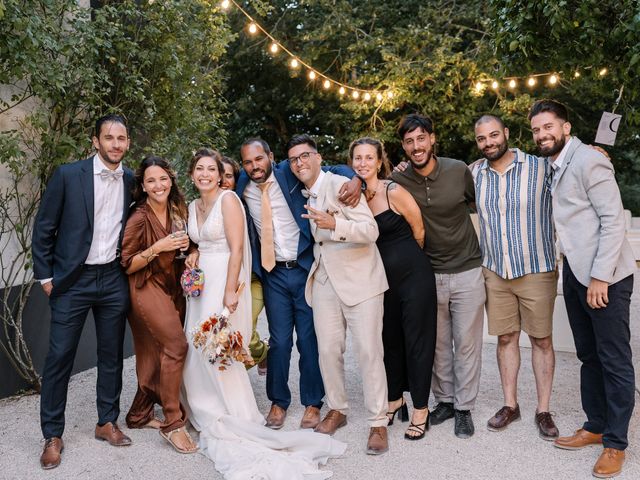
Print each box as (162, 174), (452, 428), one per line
(551, 137), (636, 287)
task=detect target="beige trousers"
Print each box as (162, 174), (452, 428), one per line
(311, 263), (388, 427)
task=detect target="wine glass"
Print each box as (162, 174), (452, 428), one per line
(171, 216), (188, 260)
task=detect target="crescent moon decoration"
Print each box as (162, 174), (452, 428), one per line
(609, 117), (621, 132)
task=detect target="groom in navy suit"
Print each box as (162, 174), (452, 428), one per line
(237, 138), (363, 430)
(32, 115), (136, 469)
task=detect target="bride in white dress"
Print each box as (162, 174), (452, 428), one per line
(181, 149), (345, 480)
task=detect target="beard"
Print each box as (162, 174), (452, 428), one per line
(249, 162), (273, 183)
(537, 135), (566, 157)
(483, 141), (509, 161)
(409, 150), (433, 170)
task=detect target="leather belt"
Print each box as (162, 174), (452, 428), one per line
(275, 260), (298, 269)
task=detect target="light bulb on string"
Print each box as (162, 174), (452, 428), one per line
(308, 71), (316, 80)
(387, 91), (394, 99)
(270, 43), (278, 54)
(352, 91), (360, 99)
(549, 74), (558, 86)
(376, 93), (383, 101)
(527, 77), (536, 87)
(338, 86), (346, 95)
(508, 79), (517, 89)
(599, 68), (608, 76)
(248, 23), (258, 34)
(364, 92), (371, 101)
(323, 80), (331, 89)
(574, 71), (581, 78)
(220, 0), (230, 9)
(290, 58), (299, 69)
(491, 81), (499, 90)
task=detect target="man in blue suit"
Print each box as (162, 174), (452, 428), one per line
(237, 137), (363, 430)
(32, 115), (136, 469)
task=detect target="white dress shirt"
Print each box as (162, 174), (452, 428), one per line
(243, 172), (300, 261)
(307, 170), (326, 210)
(85, 154), (125, 264)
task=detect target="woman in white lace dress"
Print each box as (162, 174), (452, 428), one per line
(181, 148), (345, 480)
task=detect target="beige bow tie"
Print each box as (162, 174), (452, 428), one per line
(100, 169), (123, 181)
(301, 189), (317, 199)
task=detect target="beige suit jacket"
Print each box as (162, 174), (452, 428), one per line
(304, 172), (389, 307)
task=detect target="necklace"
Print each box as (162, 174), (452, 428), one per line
(364, 181), (382, 201)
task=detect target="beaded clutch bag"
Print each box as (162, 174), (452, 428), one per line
(180, 267), (205, 297)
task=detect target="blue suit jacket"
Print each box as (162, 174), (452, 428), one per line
(32, 157), (135, 295)
(236, 160), (355, 279)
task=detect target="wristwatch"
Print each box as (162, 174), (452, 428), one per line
(354, 174), (367, 192)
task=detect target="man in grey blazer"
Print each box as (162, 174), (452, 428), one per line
(529, 99), (636, 479)
(287, 134), (390, 455)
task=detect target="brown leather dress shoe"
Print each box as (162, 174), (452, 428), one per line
(366, 427), (389, 455)
(554, 428), (603, 450)
(534, 411), (559, 441)
(300, 406), (321, 429)
(95, 422), (132, 446)
(593, 448), (625, 478)
(265, 404), (287, 430)
(487, 404), (520, 431)
(40, 437), (64, 470)
(314, 410), (347, 435)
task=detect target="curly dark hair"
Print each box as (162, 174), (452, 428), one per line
(132, 156), (188, 221)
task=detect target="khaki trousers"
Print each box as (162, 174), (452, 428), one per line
(311, 264), (388, 427)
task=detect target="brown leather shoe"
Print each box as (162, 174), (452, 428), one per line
(593, 448), (625, 478)
(95, 422), (132, 446)
(534, 411), (559, 441)
(300, 406), (321, 429)
(554, 428), (603, 450)
(265, 404), (287, 430)
(487, 404), (521, 431)
(314, 409), (347, 435)
(257, 357), (268, 376)
(40, 437), (63, 470)
(366, 427), (389, 455)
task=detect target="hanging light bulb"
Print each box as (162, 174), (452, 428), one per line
(338, 86), (346, 95)
(270, 43), (278, 54)
(248, 23), (258, 34)
(387, 91), (394, 99)
(508, 79), (517, 89)
(574, 71), (581, 78)
(474, 81), (483, 91)
(323, 80), (331, 89)
(599, 68), (608, 76)
(220, 0), (230, 9)
(549, 74), (558, 85)
(376, 93), (383, 101)
(308, 71), (316, 80)
(491, 81), (499, 90)
(290, 58), (299, 68)
(527, 77), (536, 87)
(364, 92), (371, 101)
(352, 90), (360, 99)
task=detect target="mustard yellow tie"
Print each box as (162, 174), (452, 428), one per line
(257, 182), (276, 272)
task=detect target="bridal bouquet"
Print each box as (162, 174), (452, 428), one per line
(191, 283), (254, 371)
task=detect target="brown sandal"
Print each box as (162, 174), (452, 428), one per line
(160, 427), (198, 454)
(142, 417), (163, 429)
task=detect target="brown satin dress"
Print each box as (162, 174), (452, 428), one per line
(121, 203), (188, 434)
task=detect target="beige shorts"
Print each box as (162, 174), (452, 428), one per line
(483, 268), (558, 338)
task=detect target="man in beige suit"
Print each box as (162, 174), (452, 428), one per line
(286, 134), (390, 455)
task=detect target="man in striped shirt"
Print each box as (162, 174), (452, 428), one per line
(471, 115), (559, 441)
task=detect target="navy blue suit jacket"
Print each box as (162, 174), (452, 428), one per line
(236, 160), (354, 280)
(32, 157), (135, 295)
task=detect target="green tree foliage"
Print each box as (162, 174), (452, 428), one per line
(0, 0), (230, 389)
(222, 0), (496, 163)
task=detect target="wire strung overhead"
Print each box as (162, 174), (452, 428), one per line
(219, 0), (394, 104)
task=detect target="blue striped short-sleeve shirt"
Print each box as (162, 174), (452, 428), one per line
(472, 148), (555, 279)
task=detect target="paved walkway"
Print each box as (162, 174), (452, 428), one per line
(1, 277), (639, 479)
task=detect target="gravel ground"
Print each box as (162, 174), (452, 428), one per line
(1, 276), (639, 480)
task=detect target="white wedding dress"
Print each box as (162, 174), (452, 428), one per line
(182, 190), (346, 480)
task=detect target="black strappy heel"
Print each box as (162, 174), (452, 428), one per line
(404, 409), (430, 440)
(386, 400), (409, 426)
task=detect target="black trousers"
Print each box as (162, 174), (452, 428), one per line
(563, 259), (635, 450)
(40, 261), (128, 439)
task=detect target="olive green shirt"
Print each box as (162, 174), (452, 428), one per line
(391, 156), (482, 274)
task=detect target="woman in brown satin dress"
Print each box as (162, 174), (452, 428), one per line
(120, 156), (197, 453)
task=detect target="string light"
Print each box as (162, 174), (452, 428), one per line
(508, 79), (517, 89)
(220, 0), (389, 103)
(599, 68), (608, 76)
(549, 74), (558, 85)
(574, 71), (581, 78)
(527, 77), (536, 87)
(491, 81), (499, 90)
